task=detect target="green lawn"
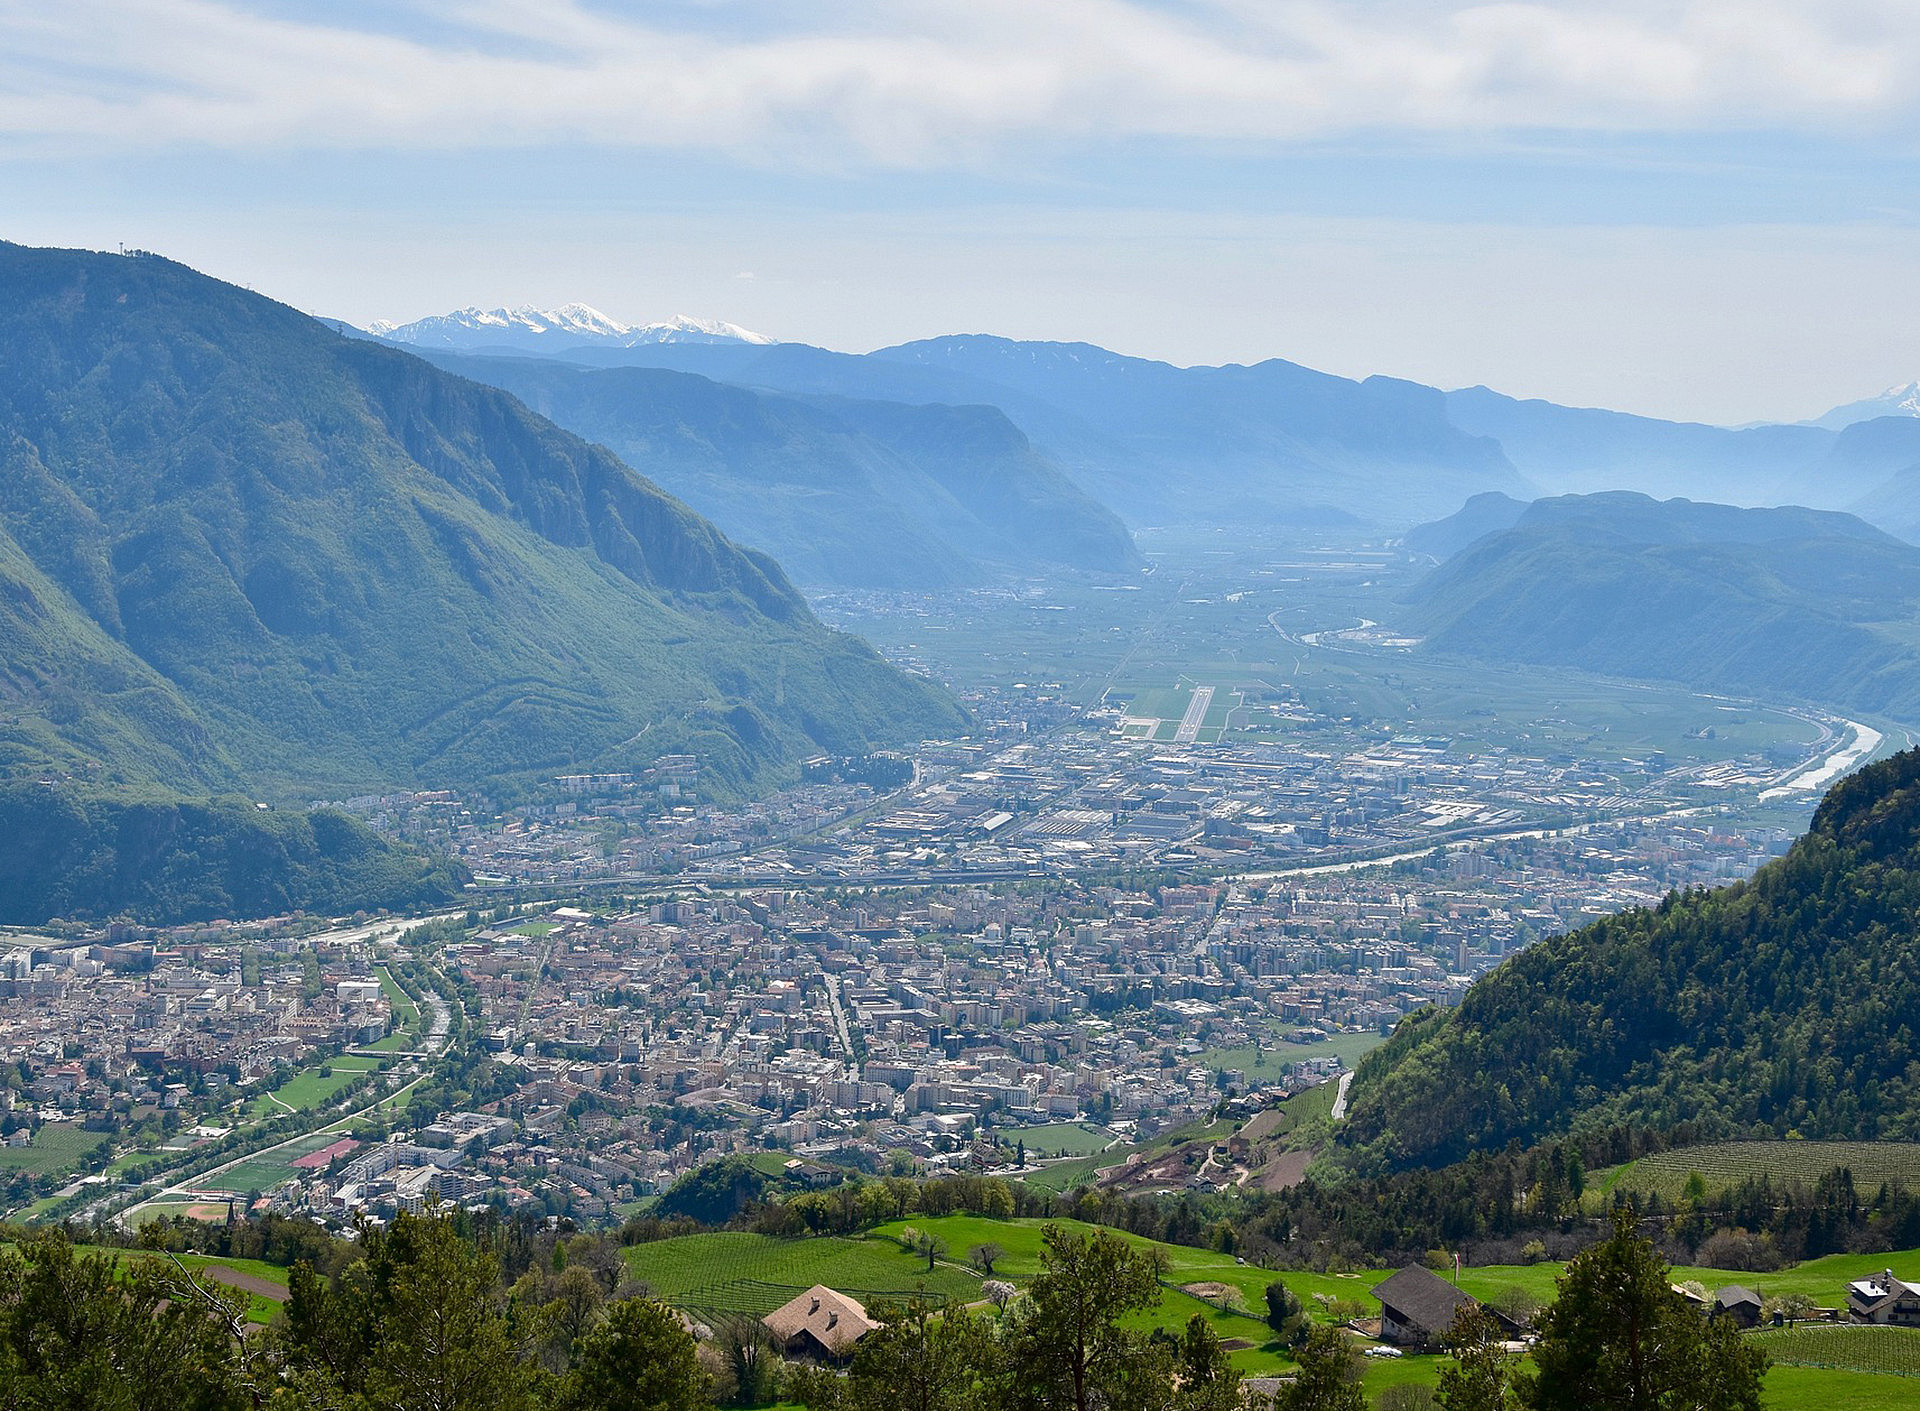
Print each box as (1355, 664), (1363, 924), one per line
(0, 1124), (108, 1176)
(249, 1057), (380, 1118)
(1765, 1364), (1920, 1409)
(1198, 1024), (1387, 1083)
(377, 967), (421, 1027)
(997, 1123), (1117, 1158)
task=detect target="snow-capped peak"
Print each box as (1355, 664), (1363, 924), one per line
(367, 303), (774, 351)
(1807, 379), (1920, 430)
(1874, 380), (1920, 414)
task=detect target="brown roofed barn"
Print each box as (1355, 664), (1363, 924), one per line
(762, 1285), (878, 1361)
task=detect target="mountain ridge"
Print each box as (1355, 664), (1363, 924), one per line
(370, 304), (775, 351)
(413, 351), (1143, 589)
(1397, 491), (1920, 721)
(0, 241), (962, 800)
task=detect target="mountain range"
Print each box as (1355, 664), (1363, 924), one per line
(366, 305), (1920, 540)
(1344, 746), (1920, 1169)
(403, 329), (1540, 528)
(415, 351), (1142, 589)
(0, 242), (962, 803)
(370, 304), (775, 352)
(1396, 492), (1920, 720)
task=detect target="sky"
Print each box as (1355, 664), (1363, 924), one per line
(3, 0), (1920, 423)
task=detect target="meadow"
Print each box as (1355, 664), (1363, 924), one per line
(623, 1212), (1920, 1396)
(622, 1230), (984, 1324)
(995, 1123), (1116, 1159)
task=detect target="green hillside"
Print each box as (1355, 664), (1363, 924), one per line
(1343, 747), (1920, 1169)
(418, 354), (1141, 589)
(1399, 492), (1920, 720)
(0, 242), (963, 800)
(0, 783), (464, 924)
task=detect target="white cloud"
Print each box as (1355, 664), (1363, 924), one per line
(0, 0), (1915, 162)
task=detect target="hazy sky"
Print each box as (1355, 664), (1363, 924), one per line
(5, 0), (1920, 423)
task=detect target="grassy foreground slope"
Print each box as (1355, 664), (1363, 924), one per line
(1344, 747), (1920, 1170)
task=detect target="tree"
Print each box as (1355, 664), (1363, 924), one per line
(283, 1208), (536, 1411)
(559, 1298), (709, 1411)
(1436, 1305), (1516, 1411)
(970, 1242), (1007, 1276)
(716, 1314), (776, 1408)
(1761, 1293), (1814, 1326)
(835, 1299), (1001, 1411)
(1265, 1279), (1310, 1349)
(913, 1229), (949, 1272)
(1004, 1223), (1167, 1411)
(1173, 1314), (1243, 1411)
(1521, 1210), (1767, 1411)
(0, 1235), (248, 1411)
(1276, 1324), (1364, 1411)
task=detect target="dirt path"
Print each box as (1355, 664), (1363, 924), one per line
(194, 1265), (287, 1302)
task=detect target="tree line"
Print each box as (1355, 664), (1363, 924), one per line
(0, 1206), (1767, 1411)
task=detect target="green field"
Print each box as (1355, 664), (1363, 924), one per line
(623, 1230), (985, 1323)
(1199, 1024), (1388, 1083)
(1599, 1141), (1920, 1204)
(619, 1214), (1920, 1396)
(0, 1124), (107, 1176)
(200, 1129), (362, 1196)
(1754, 1325), (1920, 1379)
(1352, 1353), (1920, 1409)
(997, 1123), (1116, 1158)
(378, 967), (421, 1026)
(249, 1056), (380, 1118)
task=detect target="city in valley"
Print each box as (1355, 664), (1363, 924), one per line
(0, 539), (1856, 1232)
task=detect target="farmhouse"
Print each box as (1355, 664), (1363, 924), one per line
(1712, 1286), (1763, 1328)
(1371, 1265), (1478, 1349)
(763, 1285), (878, 1361)
(1848, 1270), (1920, 1326)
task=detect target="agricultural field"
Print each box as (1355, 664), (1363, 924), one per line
(0, 1123), (108, 1176)
(1597, 1141), (1920, 1204)
(622, 1231), (984, 1324)
(1013, 1152), (1111, 1194)
(1753, 1325), (1920, 1379)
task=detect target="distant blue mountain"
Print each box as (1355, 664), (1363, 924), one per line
(1400, 492), (1920, 720)
(368, 310), (1920, 540)
(417, 352), (1142, 589)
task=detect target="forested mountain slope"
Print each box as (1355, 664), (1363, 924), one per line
(1398, 492), (1920, 719)
(0, 242), (962, 799)
(1343, 748), (1920, 1169)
